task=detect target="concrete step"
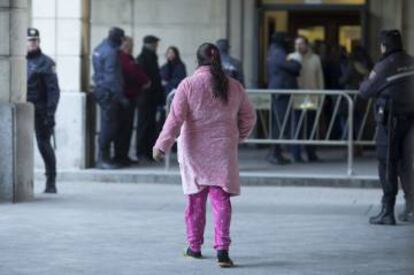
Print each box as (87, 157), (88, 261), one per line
(35, 149), (379, 188)
(35, 168), (379, 188)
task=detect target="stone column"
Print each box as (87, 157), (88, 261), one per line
(227, 0), (256, 88)
(0, 0), (34, 203)
(368, 0), (406, 59)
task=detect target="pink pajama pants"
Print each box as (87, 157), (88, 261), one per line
(185, 186), (232, 252)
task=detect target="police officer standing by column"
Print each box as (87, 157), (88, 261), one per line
(360, 30), (414, 225)
(26, 28), (60, 193)
(92, 27), (126, 169)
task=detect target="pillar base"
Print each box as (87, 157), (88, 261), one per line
(0, 102), (34, 203)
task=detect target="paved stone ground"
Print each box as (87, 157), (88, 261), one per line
(1, 181), (413, 275)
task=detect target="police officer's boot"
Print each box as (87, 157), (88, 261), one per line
(44, 174), (57, 194)
(96, 149), (120, 170)
(398, 199), (414, 223)
(369, 198), (396, 225)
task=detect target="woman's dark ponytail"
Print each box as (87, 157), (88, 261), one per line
(197, 43), (229, 104)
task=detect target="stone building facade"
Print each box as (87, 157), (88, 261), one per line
(1, 0), (412, 190)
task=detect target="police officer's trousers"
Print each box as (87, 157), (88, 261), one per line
(34, 113), (56, 179)
(376, 119), (412, 204)
(95, 89), (119, 158)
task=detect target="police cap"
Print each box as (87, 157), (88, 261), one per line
(379, 29), (403, 51)
(27, 28), (40, 40)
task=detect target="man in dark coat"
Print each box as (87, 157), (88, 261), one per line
(26, 28), (60, 193)
(92, 27), (126, 169)
(360, 30), (414, 225)
(266, 32), (302, 165)
(136, 35), (164, 161)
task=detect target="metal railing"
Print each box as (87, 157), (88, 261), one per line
(164, 89), (376, 176)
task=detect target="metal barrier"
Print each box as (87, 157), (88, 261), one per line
(163, 89), (376, 176)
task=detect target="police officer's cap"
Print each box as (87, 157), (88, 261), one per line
(143, 35), (160, 44)
(27, 28), (40, 40)
(379, 29), (403, 51)
(108, 27), (125, 42)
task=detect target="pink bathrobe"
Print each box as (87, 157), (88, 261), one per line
(154, 66), (256, 196)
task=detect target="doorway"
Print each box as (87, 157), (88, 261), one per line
(258, 4), (367, 87)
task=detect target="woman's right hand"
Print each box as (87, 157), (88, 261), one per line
(152, 148), (165, 162)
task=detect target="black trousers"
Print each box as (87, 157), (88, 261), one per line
(376, 119), (412, 204)
(270, 95), (290, 158)
(115, 99), (136, 160)
(136, 94), (158, 158)
(34, 114), (56, 178)
(95, 89), (119, 155)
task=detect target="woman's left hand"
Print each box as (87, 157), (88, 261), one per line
(152, 148), (165, 162)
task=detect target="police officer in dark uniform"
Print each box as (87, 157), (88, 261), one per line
(26, 28), (60, 193)
(92, 27), (126, 169)
(360, 30), (414, 225)
(216, 39), (245, 87)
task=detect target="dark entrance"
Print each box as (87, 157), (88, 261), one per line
(257, 1), (368, 87)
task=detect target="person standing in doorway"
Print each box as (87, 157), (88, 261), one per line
(153, 43), (256, 267)
(266, 32), (301, 165)
(26, 28), (60, 193)
(288, 36), (324, 162)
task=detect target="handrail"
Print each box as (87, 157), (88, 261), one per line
(162, 89), (375, 177)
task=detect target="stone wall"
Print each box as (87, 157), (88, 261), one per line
(401, 0), (414, 55)
(368, 0), (413, 58)
(90, 0), (227, 78)
(0, 0), (33, 202)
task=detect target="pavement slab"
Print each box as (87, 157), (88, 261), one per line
(0, 181), (413, 275)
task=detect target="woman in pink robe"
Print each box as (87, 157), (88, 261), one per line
(153, 43), (256, 267)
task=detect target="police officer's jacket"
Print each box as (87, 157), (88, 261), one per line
(27, 49), (60, 116)
(220, 53), (245, 87)
(360, 50), (414, 120)
(92, 39), (123, 96)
